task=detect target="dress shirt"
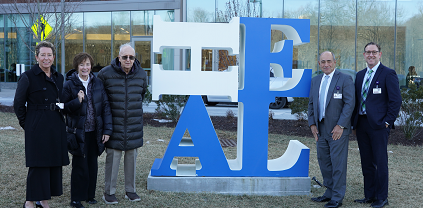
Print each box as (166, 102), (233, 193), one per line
(361, 61), (380, 90)
(359, 62), (380, 115)
(319, 69), (335, 118)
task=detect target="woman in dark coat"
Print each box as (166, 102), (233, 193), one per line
(14, 41), (70, 208)
(62, 52), (112, 208)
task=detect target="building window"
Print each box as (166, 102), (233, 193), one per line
(187, 0), (215, 22)
(319, 0), (356, 72)
(397, 0), (423, 88)
(112, 11), (130, 60)
(85, 12), (111, 73)
(0, 14), (5, 82)
(64, 12), (83, 72)
(131, 11), (153, 36)
(357, 0), (396, 74)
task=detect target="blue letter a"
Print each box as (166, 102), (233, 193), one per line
(150, 95), (232, 176)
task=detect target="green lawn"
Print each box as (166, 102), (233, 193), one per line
(0, 112), (422, 207)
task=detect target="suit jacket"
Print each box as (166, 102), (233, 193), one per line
(308, 69), (355, 135)
(352, 63), (402, 130)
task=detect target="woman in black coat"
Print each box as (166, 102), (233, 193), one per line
(14, 41), (70, 208)
(62, 52), (113, 208)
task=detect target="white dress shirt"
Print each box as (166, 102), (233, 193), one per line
(319, 69), (335, 117)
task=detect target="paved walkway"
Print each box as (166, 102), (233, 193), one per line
(0, 89), (15, 106)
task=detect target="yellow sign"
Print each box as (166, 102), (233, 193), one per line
(31, 16), (53, 41)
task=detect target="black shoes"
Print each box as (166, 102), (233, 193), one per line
(103, 193), (119, 204)
(23, 202), (43, 208)
(70, 201), (85, 208)
(125, 192), (141, 202)
(354, 197), (376, 204)
(324, 200), (342, 208)
(311, 195), (331, 202)
(85, 198), (97, 204)
(354, 198), (388, 207)
(371, 199), (389, 208)
(35, 201), (43, 208)
(311, 196), (341, 207)
(70, 199), (97, 207)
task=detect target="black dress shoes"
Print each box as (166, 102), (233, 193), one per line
(85, 198), (98, 204)
(35, 201), (43, 208)
(371, 199), (389, 208)
(325, 200), (342, 208)
(354, 197), (376, 203)
(311, 195), (331, 202)
(70, 201), (85, 208)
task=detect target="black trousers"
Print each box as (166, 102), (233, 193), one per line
(71, 131), (99, 201)
(356, 115), (390, 200)
(26, 166), (63, 201)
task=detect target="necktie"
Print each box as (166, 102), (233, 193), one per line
(361, 69), (373, 114)
(319, 75), (329, 121)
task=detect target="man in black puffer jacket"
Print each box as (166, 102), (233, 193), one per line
(97, 43), (147, 204)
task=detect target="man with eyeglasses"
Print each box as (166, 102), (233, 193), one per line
(98, 43), (148, 204)
(351, 42), (401, 208)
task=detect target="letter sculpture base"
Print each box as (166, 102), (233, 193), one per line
(147, 173), (310, 196)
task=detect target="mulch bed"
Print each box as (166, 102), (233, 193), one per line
(144, 112), (423, 147)
(0, 104), (14, 113)
(3, 105), (422, 146)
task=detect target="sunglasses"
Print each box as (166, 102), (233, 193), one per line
(121, 55), (135, 60)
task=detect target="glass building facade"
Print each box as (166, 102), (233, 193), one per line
(0, 0), (422, 89)
(0, 9), (174, 85)
(187, 0), (423, 88)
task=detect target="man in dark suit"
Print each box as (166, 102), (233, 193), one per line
(352, 42), (402, 208)
(308, 51), (355, 208)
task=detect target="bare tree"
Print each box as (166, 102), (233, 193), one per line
(319, 0), (356, 70)
(283, 3), (319, 70)
(402, 3), (423, 77)
(189, 7), (211, 23)
(214, 0), (259, 71)
(216, 0), (259, 23)
(0, 0), (84, 53)
(355, 1), (401, 71)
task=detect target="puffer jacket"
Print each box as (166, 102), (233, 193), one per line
(97, 57), (147, 151)
(62, 69), (113, 156)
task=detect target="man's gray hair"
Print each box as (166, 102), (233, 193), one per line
(319, 51), (336, 61)
(119, 42), (134, 55)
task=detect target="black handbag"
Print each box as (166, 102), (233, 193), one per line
(66, 113), (81, 155)
(66, 125), (79, 151)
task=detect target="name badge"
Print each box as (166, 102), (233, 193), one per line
(373, 88), (381, 94)
(56, 103), (64, 109)
(334, 93), (342, 99)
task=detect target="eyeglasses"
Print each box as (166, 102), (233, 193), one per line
(121, 55), (135, 60)
(364, 51), (379, 55)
